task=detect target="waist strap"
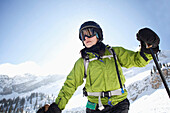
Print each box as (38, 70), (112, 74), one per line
(86, 88), (124, 111)
(87, 89), (123, 97)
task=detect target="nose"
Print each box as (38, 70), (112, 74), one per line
(84, 36), (88, 41)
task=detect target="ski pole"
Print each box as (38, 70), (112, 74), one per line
(150, 48), (170, 98)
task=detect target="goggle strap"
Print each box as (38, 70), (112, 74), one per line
(96, 33), (99, 39)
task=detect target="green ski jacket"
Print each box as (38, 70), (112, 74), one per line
(55, 46), (152, 110)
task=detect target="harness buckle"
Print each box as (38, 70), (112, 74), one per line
(101, 91), (111, 98)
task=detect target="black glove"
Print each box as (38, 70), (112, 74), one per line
(140, 41), (160, 54)
(136, 27), (160, 54)
(37, 103), (61, 113)
(45, 103), (61, 113)
(37, 106), (46, 113)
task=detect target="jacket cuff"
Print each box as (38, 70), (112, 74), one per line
(140, 51), (149, 62)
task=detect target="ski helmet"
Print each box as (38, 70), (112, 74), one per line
(79, 21), (103, 42)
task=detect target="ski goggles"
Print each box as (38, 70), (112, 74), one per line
(80, 28), (99, 41)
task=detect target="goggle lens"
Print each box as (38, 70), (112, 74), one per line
(80, 28), (98, 41)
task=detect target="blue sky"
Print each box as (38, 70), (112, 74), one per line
(0, 0), (170, 76)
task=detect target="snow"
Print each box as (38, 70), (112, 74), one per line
(125, 69), (151, 86)
(129, 88), (170, 113)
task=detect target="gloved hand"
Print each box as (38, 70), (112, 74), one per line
(37, 104), (49, 113)
(37, 103), (61, 113)
(136, 27), (160, 54)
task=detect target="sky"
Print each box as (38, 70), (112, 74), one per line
(0, 0), (170, 76)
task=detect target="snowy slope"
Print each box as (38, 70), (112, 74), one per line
(0, 50), (170, 113)
(129, 88), (170, 113)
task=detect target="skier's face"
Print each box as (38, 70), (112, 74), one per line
(83, 35), (98, 48)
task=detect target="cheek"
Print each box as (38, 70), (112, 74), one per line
(93, 38), (98, 44)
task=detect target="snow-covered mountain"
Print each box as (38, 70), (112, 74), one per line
(0, 73), (65, 95)
(0, 50), (170, 113)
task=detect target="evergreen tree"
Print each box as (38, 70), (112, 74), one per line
(13, 97), (15, 104)
(166, 63), (168, 67)
(159, 63), (162, 68)
(2, 98), (7, 108)
(16, 108), (20, 113)
(151, 69), (153, 76)
(0, 104), (3, 112)
(14, 99), (19, 112)
(41, 93), (44, 101)
(15, 96), (20, 104)
(20, 107), (24, 113)
(8, 98), (13, 107)
(53, 96), (56, 102)
(30, 96), (32, 105)
(31, 93), (36, 98)
(36, 92), (38, 98)
(47, 95), (50, 104)
(20, 97), (25, 107)
(8, 104), (13, 113)
(5, 106), (8, 113)
(34, 99), (38, 110)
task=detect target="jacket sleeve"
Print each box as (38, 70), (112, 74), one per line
(113, 47), (153, 68)
(55, 58), (84, 110)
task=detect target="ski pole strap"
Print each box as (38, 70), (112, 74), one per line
(106, 46), (124, 94)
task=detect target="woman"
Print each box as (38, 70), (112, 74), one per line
(37, 21), (160, 113)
